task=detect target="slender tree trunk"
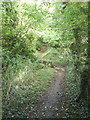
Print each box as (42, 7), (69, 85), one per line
(87, 1), (90, 116)
(72, 28), (81, 81)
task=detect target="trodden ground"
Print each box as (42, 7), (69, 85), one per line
(30, 64), (66, 118)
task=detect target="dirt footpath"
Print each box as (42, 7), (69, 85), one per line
(31, 64), (66, 118)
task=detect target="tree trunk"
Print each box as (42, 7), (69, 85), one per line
(76, 3), (90, 117)
(87, 1), (90, 116)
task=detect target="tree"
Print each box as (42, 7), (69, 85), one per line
(54, 2), (88, 101)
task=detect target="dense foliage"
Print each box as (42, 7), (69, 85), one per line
(2, 0), (89, 118)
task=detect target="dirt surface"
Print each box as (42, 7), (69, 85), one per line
(31, 64), (66, 118)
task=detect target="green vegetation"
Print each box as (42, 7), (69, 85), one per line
(1, 0), (89, 118)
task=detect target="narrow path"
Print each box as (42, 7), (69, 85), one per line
(31, 64), (66, 118)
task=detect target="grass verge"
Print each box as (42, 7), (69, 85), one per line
(2, 66), (55, 118)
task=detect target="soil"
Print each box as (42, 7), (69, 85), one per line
(30, 64), (66, 118)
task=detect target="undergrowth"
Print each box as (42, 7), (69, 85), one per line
(61, 63), (89, 118)
(2, 60), (55, 118)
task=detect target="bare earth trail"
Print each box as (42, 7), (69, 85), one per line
(31, 64), (66, 118)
